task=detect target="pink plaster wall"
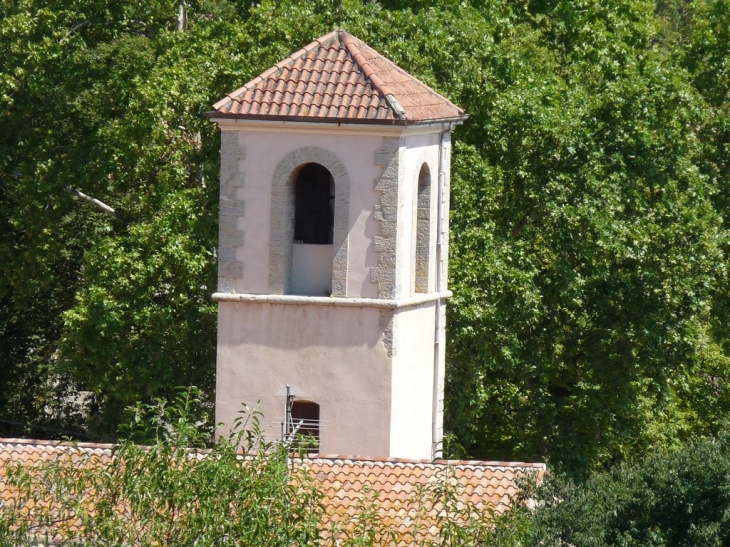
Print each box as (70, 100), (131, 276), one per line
(216, 301), (392, 456)
(389, 302), (438, 458)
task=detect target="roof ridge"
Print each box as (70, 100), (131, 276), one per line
(304, 453), (546, 468)
(352, 38), (464, 116)
(0, 437), (116, 450)
(337, 31), (407, 120)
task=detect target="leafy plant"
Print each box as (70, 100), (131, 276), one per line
(526, 428), (730, 546)
(0, 389), (323, 546)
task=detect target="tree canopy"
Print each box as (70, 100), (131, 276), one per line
(1, 0), (729, 478)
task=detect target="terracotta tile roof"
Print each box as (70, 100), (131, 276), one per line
(0, 439), (114, 545)
(306, 454), (545, 544)
(206, 30), (466, 125)
(0, 439), (543, 545)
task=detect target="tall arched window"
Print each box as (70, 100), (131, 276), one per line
(291, 163), (335, 295)
(294, 163), (334, 245)
(414, 163), (431, 293)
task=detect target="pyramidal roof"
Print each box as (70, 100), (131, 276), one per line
(206, 30), (466, 125)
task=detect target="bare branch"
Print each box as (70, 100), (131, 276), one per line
(177, 2), (187, 31)
(66, 187), (119, 218)
(59, 21), (90, 44)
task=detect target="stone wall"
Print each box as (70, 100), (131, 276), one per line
(372, 137), (404, 299)
(217, 130), (246, 292)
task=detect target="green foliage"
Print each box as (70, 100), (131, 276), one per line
(445, 0), (730, 476)
(0, 390), (529, 547)
(2, 0), (730, 480)
(524, 430), (730, 546)
(0, 390), (323, 546)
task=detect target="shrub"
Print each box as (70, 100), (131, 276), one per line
(525, 430), (730, 546)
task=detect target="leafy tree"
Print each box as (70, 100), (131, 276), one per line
(445, 0), (730, 476)
(0, 390), (324, 546)
(3, 0), (730, 480)
(524, 430), (730, 546)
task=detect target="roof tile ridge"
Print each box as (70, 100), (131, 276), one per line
(355, 39), (466, 117)
(213, 31), (340, 111)
(338, 31), (406, 120)
(307, 453), (546, 470)
(0, 437), (117, 450)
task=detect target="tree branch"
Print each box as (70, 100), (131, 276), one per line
(59, 20), (89, 44)
(511, 210), (546, 238)
(66, 186), (119, 218)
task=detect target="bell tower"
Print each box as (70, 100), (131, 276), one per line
(206, 30), (466, 459)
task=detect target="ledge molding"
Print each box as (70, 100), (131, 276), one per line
(212, 290), (452, 310)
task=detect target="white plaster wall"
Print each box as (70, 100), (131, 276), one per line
(401, 133), (440, 296)
(389, 302), (437, 458)
(213, 121), (455, 459)
(227, 127), (383, 298)
(291, 244), (333, 296)
(216, 302), (392, 456)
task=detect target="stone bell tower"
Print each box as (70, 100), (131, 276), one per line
(206, 30), (466, 459)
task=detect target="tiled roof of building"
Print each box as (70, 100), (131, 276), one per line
(0, 439), (544, 545)
(305, 454), (545, 543)
(206, 30), (466, 125)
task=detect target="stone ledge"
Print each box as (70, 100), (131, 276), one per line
(212, 291), (453, 310)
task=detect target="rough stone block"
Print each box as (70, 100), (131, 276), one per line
(371, 267), (395, 283)
(217, 276), (235, 293)
(219, 231), (245, 247)
(374, 151), (397, 165)
(377, 252), (396, 268)
(220, 185), (238, 200)
(221, 166), (238, 188)
(219, 261), (244, 278)
(378, 162), (400, 182)
(374, 236), (395, 252)
(220, 202), (245, 216)
(219, 247), (238, 263)
(220, 133), (245, 160)
(232, 171), (246, 187)
(219, 216), (238, 232)
(380, 206), (398, 221)
(331, 280), (346, 297)
(379, 221), (397, 238)
(379, 191), (398, 207)
(379, 137), (402, 153)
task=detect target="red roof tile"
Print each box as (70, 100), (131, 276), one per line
(0, 439), (543, 545)
(305, 455), (544, 544)
(207, 30), (466, 125)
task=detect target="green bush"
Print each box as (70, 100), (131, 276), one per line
(0, 389), (530, 547)
(0, 389), (322, 547)
(518, 430), (730, 546)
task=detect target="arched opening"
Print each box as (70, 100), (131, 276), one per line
(289, 400), (320, 449)
(291, 163), (335, 295)
(294, 163), (334, 245)
(414, 163), (431, 293)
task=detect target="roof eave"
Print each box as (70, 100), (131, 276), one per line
(203, 111), (469, 126)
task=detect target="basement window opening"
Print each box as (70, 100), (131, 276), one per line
(290, 400), (320, 449)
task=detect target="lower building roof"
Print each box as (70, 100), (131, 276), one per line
(0, 438), (544, 545)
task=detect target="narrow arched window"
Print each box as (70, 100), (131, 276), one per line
(290, 400), (320, 448)
(294, 163), (334, 245)
(414, 163), (431, 293)
(291, 163), (335, 296)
